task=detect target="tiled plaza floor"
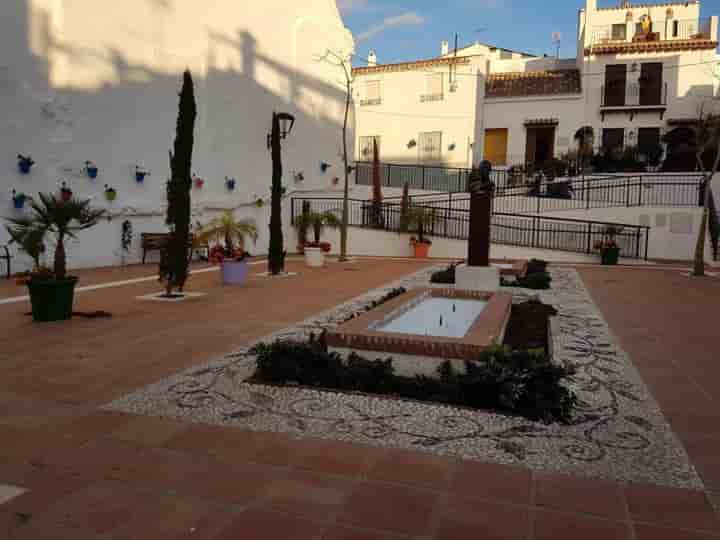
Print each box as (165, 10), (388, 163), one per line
(0, 259), (718, 539)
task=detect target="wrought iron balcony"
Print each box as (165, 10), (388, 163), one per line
(420, 93), (444, 103)
(600, 82), (668, 120)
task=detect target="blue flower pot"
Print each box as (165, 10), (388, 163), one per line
(226, 179), (236, 191)
(136, 171), (147, 183)
(13, 197), (26, 209)
(18, 161), (33, 174)
(86, 166), (98, 179)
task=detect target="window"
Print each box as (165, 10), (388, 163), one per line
(602, 128), (625, 156)
(418, 131), (442, 162)
(360, 80), (381, 106)
(639, 62), (663, 105)
(421, 73), (444, 102)
(359, 136), (381, 161)
(611, 23), (627, 40)
(604, 64), (627, 106)
(672, 20), (679, 37)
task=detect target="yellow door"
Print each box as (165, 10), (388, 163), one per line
(483, 128), (508, 166)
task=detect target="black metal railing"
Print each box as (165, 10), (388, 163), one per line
(355, 162), (510, 192)
(291, 197), (651, 260)
(601, 82), (668, 108)
(708, 187), (719, 262)
(384, 174), (703, 215)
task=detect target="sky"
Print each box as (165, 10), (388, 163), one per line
(337, 0), (720, 66)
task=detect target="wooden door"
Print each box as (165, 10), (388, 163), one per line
(604, 64), (627, 106)
(483, 128), (508, 166)
(640, 63), (662, 105)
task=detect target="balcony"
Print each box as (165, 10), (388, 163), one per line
(420, 93), (444, 103)
(600, 82), (668, 121)
(588, 17), (717, 54)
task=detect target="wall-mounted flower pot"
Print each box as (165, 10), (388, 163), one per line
(85, 162), (98, 179)
(194, 178), (204, 189)
(332, 177), (339, 186)
(17, 155), (34, 175)
(221, 259), (248, 285)
(135, 168), (150, 183)
(104, 188), (117, 202)
(226, 178), (236, 191)
(12, 194), (27, 209)
(59, 183), (72, 202)
(255, 199), (265, 208)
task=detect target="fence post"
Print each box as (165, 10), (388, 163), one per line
(354, 164), (358, 186)
(638, 176), (643, 206)
(635, 227), (641, 258)
(645, 228), (650, 260)
(386, 164), (391, 187)
(626, 177), (631, 207)
(290, 198), (295, 225)
(585, 176), (590, 210)
(532, 216), (538, 248)
(586, 222), (593, 254)
(421, 166), (426, 190)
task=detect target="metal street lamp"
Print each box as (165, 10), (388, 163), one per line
(267, 111), (295, 275)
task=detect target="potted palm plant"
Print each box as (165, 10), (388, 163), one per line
(294, 210), (341, 267)
(4, 192), (104, 322)
(195, 211), (258, 285)
(406, 205), (436, 258)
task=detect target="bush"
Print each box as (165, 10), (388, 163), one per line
(430, 263), (457, 284)
(526, 258), (547, 275)
(502, 271), (552, 290)
(250, 341), (577, 423)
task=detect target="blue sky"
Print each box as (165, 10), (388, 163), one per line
(338, 0), (720, 65)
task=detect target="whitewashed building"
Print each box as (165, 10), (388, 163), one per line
(353, 0), (720, 169)
(1, 0), (354, 270)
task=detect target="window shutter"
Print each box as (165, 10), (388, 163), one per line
(366, 80), (380, 101)
(427, 73), (443, 96)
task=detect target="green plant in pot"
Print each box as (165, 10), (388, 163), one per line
(4, 192), (104, 321)
(293, 209), (341, 267)
(594, 225), (622, 265)
(405, 205), (436, 258)
(195, 211), (258, 285)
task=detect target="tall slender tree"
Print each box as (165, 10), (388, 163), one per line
(371, 137), (383, 228)
(161, 70), (197, 293)
(268, 112), (285, 275)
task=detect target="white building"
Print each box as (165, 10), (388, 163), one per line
(1, 0), (354, 270)
(353, 0), (720, 170)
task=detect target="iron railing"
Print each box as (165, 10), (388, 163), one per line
(355, 162), (511, 192)
(708, 187), (719, 262)
(591, 17), (713, 44)
(291, 197), (651, 259)
(601, 82), (668, 108)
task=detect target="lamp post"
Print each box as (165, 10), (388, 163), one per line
(267, 111), (295, 275)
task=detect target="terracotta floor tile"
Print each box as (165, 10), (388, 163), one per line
(450, 459), (532, 505)
(165, 423), (281, 464)
(337, 482), (438, 536)
(260, 469), (354, 520)
(321, 526), (407, 540)
(52, 410), (134, 441)
(533, 472), (627, 519)
(676, 434), (720, 492)
(625, 483), (720, 532)
(180, 460), (280, 504)
(436, 495), (529, 540)
(533, 510), (631, 540)
(44, 438), (148, 482)
(292, 438), (387, 479)
(214, 508), (326, 540)
(634, 524), (720, 540)
(0, 471), (92, 517)
(108, 414), (188, 447)
(365, 447), (454, 490)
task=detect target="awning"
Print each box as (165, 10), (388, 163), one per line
(524, 118), (559, 127)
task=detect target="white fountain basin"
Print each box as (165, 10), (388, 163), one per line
(378, 297), (488, 338)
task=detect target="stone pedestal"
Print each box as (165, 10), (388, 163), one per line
(455, 264), (500, 292)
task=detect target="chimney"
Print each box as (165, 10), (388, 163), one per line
(441, 40), (450, 56)
(368, 50), (377, 67)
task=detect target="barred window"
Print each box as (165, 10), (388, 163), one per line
(418, 131), (442, 162)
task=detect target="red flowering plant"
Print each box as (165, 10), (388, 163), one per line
(593, 225), (622, 252)
(195, 211), (257, 264)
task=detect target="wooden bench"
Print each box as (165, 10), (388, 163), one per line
(141, 233), (207, 264)
(1, 244), (12, 279)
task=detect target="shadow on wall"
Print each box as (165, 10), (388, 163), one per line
(0, 0), (350, 266)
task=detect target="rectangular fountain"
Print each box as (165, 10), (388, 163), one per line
(326, 288), (512, 378)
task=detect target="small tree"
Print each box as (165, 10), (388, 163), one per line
(161, 70), (197, 294)
(691, 101), (720, 277)
(195, 211), (258, 258)
(370, 137), (384, 228)
(293, 210), (341, 245)
(317, 49), (354, 261)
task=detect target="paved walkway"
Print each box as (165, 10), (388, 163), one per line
(0, 261), (718, 539)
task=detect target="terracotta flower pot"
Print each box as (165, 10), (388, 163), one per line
(412, 242), (430, 259)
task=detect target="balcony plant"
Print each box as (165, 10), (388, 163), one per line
(11, 190), (28, 209)
(293, 209), (341, 267)
(195, 210), (258, 285)
(4, 192), (104, 321)
(406, 205), (436, 258)
(594, 225), (622, 265)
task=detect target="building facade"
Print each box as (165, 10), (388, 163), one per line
(1, 0), (354, 270)
(353, 0), (719, 170)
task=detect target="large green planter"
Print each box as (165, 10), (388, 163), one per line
(27, 277), (78, 322)
(601, 247), (620, 265)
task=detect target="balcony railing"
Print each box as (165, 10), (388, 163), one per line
(420, 93), (444, 103)
(591, 17), (713, 45)
(601, 82), (668, 108)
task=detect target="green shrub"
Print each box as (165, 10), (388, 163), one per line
(250, 341), (577, 424)
(430, 264), (457, 284)
(525, 258), (547, 275)
(502, 271), (552, 290)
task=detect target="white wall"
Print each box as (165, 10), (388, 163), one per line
(1, 0), (354, 271)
